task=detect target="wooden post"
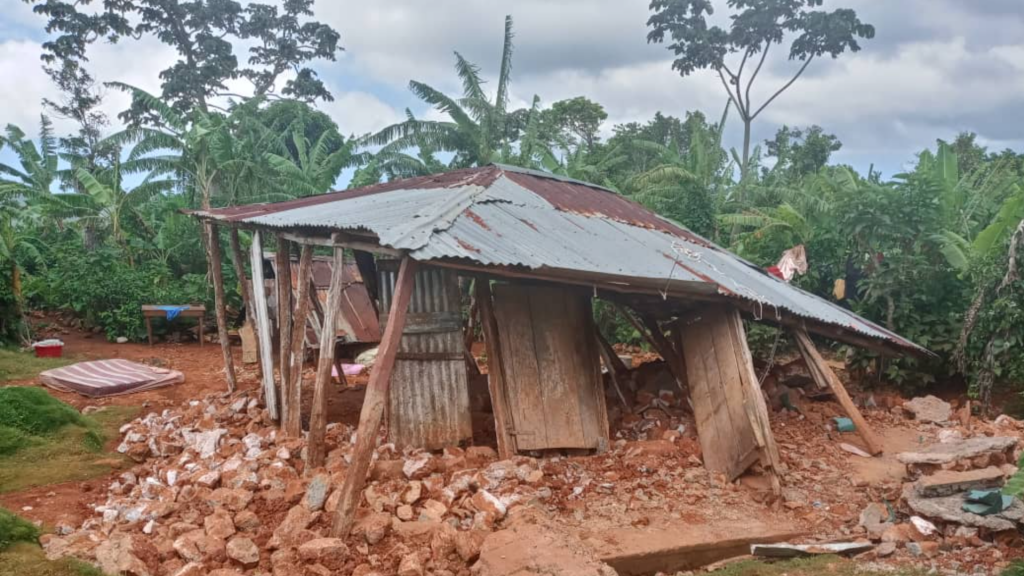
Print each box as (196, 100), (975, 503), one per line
(307, 246), (346, 469)
(228, 229), (259, 365)
(228, 229), (253, 317)
(332, 256), (418, 538)
(307, 276), (347, 387)
(275, 238), (294, 413)
(250, 231), (278, 419)
(727, 310), (784, 494)
(792, 326), (884, 456)
(475, 280), (516, 460)
(204, 222), (237, 393)
(282, 244), (314, 437)
(594, 328), (630, 409)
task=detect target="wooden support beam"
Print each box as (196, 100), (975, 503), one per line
(228, 229), (253, 318)
(275, 237), (294, 417)
(307, 247), (347, 469)
(249, 231), (278, 418)
(229, 229), (259, 366)
(726, 310), (784, 494)
(331, 257), (418, 538)
(594, 328), (630, 410)
(475, 280), (515, 460)
(616, 304), (687, 394)
(792, 327), (884, 456)
(205, 222), (237, 392)
(463, 290), (481, 376)
(307, 277), (347, 387)
(283, 245), (314, 437)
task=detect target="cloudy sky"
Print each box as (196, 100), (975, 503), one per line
(3, 0), (1023, 182)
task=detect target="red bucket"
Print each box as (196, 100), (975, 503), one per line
(32, 340), (64, 358)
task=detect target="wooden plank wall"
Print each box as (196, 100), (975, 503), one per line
(493, 284), (608, 451)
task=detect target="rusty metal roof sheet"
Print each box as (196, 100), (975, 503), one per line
(263, 252), (380, 344)
(195, 164), (926, 354)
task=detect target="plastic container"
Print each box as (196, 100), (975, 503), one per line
(32, 339), (64, 358)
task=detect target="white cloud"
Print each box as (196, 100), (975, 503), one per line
(0, 40), (55, 134)
(321, 89), (404, 137)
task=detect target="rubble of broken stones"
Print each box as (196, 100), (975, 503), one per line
(858, 398), (1023, 573)
(39, 390), (556, 576)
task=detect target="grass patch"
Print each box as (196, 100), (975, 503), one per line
(707, 555), (930, 576)
(0, 542), (107, 576)
(0, 507), (40, 551)
(0, 396), (137, 493)
(0, 349), (72, 382)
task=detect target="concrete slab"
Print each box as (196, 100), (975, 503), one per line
(915, 467), (1005, 497)
(906, 491), (1024, 532)
(897, 437), (1018, 466)
(584, 520), (804, 576)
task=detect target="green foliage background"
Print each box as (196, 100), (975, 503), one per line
(0, 5), (1022, 405)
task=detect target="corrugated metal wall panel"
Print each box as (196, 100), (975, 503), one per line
(379, 262), (471, 450)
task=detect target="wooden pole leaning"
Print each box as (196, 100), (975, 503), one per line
(307, 246), (347, 469)
(249, 231), (278, 418)
(331, 256), (418, 538)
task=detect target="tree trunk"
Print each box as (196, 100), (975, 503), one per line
(10, 262), (21, 313)
(741, 119), (752, 182)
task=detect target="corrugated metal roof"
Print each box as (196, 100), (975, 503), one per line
(194, 164), (927, 355)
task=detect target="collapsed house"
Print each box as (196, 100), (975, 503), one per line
(190, 163), (928, 536)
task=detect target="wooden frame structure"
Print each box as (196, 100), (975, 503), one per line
(192, 165), (925, 540)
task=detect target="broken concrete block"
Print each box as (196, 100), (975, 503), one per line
(858, 503), (893, 537)
(902, 395), (951, 423)
(906, 491), (1024, 532)
(914, 467), (1005, 497)
(225, 537), (259, 566)
(897, 437), (1018, 466)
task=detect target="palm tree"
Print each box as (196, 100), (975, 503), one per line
(364, 16), (542, 169)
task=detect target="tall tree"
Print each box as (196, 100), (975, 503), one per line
(29, 0), (343, 120)
(542, 96), (608, 155)
(764, 125), (842, 179)
(646, 0), (874, 180)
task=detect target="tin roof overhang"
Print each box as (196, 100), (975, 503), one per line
(191, 164), (931, 357)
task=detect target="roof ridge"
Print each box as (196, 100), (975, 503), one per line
(490, 163), (620, 195)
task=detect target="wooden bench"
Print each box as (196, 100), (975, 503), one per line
(142, 305), (207, 346)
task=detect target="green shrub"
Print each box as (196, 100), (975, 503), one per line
(26, 242), (217, 342)
(0, 387), (87, 437)
(0, 507), (40, 550)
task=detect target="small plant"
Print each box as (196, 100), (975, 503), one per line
(1003, 452), (1024, 498)
(0, 507), (40, 550)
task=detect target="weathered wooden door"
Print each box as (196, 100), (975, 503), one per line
(492, 284), (608, 451)
(681, 305), (779, 482)
(378, 262), (471, 450)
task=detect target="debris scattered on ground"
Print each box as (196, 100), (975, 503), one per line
(902, 395), (952, 424)
(29, 351), (1024, 576)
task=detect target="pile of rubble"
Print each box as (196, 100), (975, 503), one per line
(40, 390), (560, 576)
(34, 362), (1024, 576)
(855, 397), (1024, 572)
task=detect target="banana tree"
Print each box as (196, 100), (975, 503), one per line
(265, 122), (356, 196)
(365, 16), (541, 169)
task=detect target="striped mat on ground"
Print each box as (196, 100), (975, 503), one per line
(39, 359), (185, 398)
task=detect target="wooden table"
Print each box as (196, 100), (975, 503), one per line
(142, 305), (207, 346)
